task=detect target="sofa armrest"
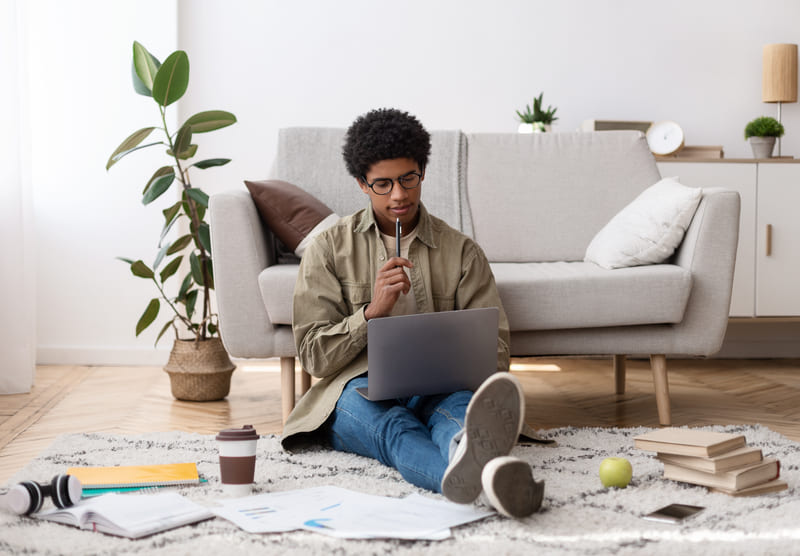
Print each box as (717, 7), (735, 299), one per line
(670, 187), (741, 355)
(209, 190), (283, 358)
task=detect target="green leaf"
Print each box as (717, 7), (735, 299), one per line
(208, 322), (218, 336)
(185, 289), (198, 319)
(163, 201), (182, 224)
(190, 158), (231, 170)
(166, 144), (197, 160)
(183, 110), (237, 133)
(130, 260), (154, 279)
(117, 256), (135, 265)
(142, 165), (174, 195)
(159, 255), (183, 283)
(153, 241), (171, 270)
(159, 208), (181, 245)
(155, 319), (174, 346)
(106, 127), (156, 169)
(142, 172), (175, 205)
(177, 273), (193, 301)
(198, 222), (211, 253)
(132, 41), (161, 94)
(136, 298), (160, 336)
(190, 252), (204, 286)
(152, 50), (189, 107)
(173, 124), (193, 158)
(167, 234), (193, 255)
(185, 188), (209, 208)
(205, 257), (215, 290)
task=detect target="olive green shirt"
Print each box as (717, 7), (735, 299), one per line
(281, 203), (510, 451)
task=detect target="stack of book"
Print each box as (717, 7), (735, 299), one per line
(634, 428), (788, 496)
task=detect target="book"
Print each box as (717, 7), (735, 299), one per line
(710, 479), (789, 497)
(35, 492), (213, 539)
(656, 445), (763, 473)
(66, 462), (200, 489)
(634, 428), (746, 458)
(662, 458), (780, 491)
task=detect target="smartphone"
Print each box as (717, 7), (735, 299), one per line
(642, 503), (704, 524)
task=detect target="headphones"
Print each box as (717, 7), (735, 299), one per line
(1, 474), (82, 516)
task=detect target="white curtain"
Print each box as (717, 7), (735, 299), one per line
(0, 0), (36, 393)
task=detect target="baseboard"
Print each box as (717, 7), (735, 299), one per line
(37, 346), (171, 366)
(715, 321), (800, 358)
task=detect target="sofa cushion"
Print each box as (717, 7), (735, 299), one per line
(259, 264), (299, 325)
(490, 261), (692, 331)
(584, 177), (702, 269)
(261, 261), (692, 329)
(466, 131), (662, 263)
(244, 179), (339, 257)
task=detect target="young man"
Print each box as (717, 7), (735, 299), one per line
(282, 108), (543, 518)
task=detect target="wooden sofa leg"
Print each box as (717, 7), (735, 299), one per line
(613, 355), (626, 395)
(650, 354), (672, 426)
(280, 356), (296, 425)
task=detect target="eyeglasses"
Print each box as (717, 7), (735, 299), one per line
(362, 171), (422, 195)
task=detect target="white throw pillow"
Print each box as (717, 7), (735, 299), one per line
(584, 177), (702, 269)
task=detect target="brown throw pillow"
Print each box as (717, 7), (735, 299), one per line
(244, 179), (334, 252)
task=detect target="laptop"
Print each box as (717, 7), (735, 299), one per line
(357, 307), (499, 401)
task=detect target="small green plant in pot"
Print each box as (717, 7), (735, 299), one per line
(516, 92), (558, 133)
(744, 116), (784, 159)
(107, 41), (237, 401)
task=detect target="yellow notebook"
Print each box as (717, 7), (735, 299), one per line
(66, 462), (200, 489)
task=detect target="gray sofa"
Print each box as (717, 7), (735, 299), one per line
(209, 129), (740, 426)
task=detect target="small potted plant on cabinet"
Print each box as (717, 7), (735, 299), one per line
(107, 41), (237, 401)
(516, 92), (558, 133)
(744, 116), (784, 159)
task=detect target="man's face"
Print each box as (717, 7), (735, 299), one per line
(358, 157), (424, 236)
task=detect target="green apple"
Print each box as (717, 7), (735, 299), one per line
(599, 457), (633, 488)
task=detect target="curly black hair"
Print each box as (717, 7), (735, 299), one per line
(342, 108), (431, 179)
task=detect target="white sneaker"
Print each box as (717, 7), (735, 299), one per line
(441, 373), (525, 504)
(482, 456), (544, 518)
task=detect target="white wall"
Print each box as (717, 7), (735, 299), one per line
(26, 0), (178, 365)
(25, 0), (800, 365)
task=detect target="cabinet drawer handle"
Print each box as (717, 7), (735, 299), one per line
(766, 224), (772, 256)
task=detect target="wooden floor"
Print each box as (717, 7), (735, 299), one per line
(2, 357), (800, 484)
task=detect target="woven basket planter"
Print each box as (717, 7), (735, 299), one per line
(163, 338), (235, 401)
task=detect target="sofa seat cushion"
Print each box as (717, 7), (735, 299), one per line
(490, 262), (692, 331)
(259, 264), (300, 325)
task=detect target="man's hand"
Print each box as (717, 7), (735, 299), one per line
(364, 257), (413, 320)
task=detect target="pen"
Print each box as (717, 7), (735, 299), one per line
(395, 217), (401, 259)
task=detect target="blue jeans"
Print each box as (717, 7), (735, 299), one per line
(323, 376), (471, 493)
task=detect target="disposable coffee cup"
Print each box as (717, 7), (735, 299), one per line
(216, 424), (258, 497)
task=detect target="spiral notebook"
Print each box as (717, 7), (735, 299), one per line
(66, 463), (200, 489)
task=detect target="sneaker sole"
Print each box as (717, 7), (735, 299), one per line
(441, 373), (524, 503)
(482, 456), (544, 518)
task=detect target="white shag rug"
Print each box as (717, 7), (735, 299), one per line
(1, 425), (798, 555)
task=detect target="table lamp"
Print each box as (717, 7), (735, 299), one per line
(762, 43), (798, 156)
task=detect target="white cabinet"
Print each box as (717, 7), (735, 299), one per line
(657, 160), (800, 318)
(756, 164), (800, 316)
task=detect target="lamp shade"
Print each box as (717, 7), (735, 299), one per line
(763, 43), (798, 103)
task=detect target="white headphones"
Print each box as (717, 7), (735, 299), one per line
(1, 474), (82, 515)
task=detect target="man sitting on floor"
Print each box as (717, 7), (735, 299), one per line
(281, 108), (543, 518)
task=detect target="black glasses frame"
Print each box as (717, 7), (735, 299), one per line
(362, 171), (422, 195)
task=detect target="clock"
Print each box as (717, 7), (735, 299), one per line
(646, 121), (685, 156)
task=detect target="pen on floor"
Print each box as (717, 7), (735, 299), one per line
(396, 217), (401, 259)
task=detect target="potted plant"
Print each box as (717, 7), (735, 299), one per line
(107, 41), (237, 401)
(744, 116), (784, 159)
(516, 92), (559, 133)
